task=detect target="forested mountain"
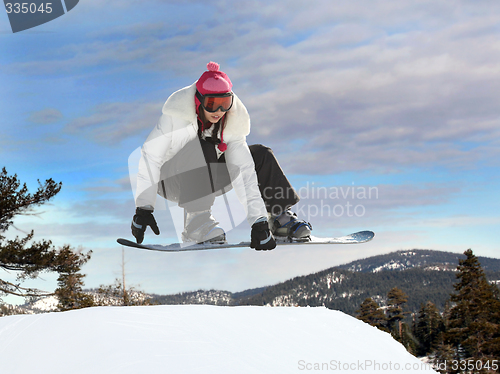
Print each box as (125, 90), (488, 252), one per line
(238, 267), (460, 315)
(152, 249), (500, 316)
(336, 249), (500, 273)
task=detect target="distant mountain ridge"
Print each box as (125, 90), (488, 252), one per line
(152, 249), (500, 316)
(336, 249), (500, 273)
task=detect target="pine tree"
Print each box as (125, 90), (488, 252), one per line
(54, 247), (94, 311)
(356, 297), (388, 332)
(415, 301), (445, 356)
(386, 287), (418, 353)
(0, 168), (91, 302)
(445, 249), (500, 363)
(387, 287), (408, 337)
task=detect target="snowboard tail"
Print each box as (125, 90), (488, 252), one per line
(117, 230), (374, 252)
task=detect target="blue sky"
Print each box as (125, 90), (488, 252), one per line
(2, 0), (500, 302)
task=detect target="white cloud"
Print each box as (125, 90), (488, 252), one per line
(64, 100), (163, 143)
(236, 6), (500, 173)
(28, 108), (63, 124)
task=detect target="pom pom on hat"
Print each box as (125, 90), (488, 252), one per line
(206, 61), (220, 71)
(196, 61), (232, 95)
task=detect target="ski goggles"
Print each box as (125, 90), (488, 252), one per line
(196, 91), (234, 113)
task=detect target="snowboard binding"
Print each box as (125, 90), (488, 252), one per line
(270, 210), (313, 243)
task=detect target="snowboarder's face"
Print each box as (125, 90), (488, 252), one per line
(203, 108), (225, 124)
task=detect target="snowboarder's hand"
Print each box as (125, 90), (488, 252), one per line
(131, 208), (160, 244)
(250, 218), (276, 251)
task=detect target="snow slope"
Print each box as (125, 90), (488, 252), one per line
(0, 305), (435, 374)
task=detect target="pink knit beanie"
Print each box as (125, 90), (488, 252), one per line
(196, 62), (232, 95)
(195, 62), (232, 152)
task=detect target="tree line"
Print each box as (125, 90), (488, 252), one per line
(238, 264), (479, 315)
(356, 249), (500, 373)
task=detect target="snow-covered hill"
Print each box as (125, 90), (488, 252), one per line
(24, 295), (59, 313)
(0, 305), (435, 374)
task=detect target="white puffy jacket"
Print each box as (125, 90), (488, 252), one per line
(135, 82), (267, 226)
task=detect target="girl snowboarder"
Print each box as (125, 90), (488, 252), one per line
(131, 62), (312, 250)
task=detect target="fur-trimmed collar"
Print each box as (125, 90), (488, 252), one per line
(161, 82), (251, 139)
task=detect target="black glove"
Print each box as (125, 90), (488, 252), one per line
(250, 219), (276, 251)
(131, 208), (160, 244)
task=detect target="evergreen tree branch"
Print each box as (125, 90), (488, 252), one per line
(0, 279), (53, 298)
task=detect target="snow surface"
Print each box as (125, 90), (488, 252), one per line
(0, 305), (436, 374)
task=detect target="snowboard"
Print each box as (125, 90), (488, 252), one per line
(117, 230), (374, 252)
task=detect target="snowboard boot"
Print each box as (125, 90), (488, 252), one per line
(182, 210), (226, 244)
(269, 209), (312, 241)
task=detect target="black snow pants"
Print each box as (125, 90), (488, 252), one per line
(157, 137), (299, 216)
